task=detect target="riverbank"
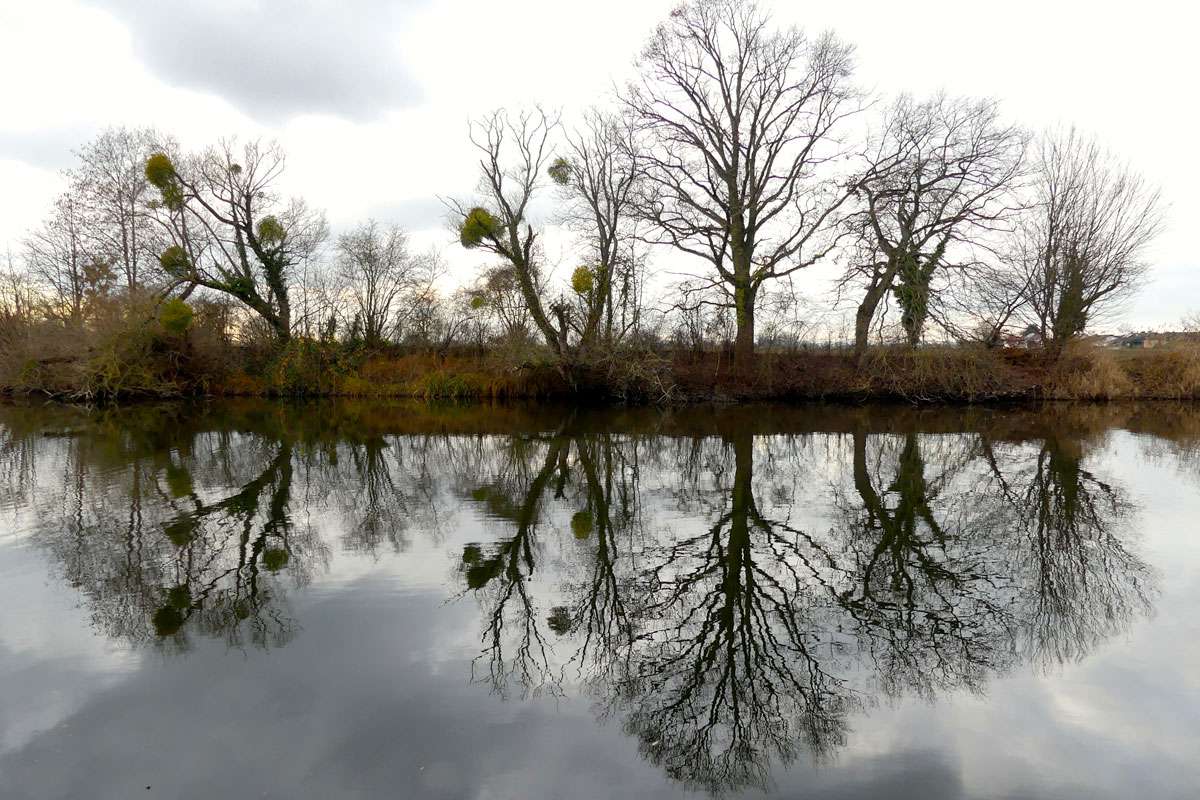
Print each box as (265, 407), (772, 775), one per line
(5, 340), (1200, 404)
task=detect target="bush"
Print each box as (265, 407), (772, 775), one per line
(159, 298), (194, 335)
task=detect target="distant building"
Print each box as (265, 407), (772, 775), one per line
(1001, 324), (1043, 349)
(1116, 333), (1159, 349)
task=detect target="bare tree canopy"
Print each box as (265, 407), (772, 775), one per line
(145, 139), (328, 342)
(68, 127), (173, 295)
(551, 109), (646, 351)
(335, 220), (417, 346)
(23, 193), (92, 326)
(624, 0), (858, 362)
(450, 108), (569, 357)
(843, 94), (1027, 351)
(1005, 129), (1163, 349)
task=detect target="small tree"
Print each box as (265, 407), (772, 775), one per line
(145, 140), (327, 343)
(335, 220), (417, 347)
(465, 263), (536, 344)
(1006, 130), (1163, 352)
(24, 193), (90, 327)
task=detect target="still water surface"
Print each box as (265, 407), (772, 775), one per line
(0, 400), (1197, 799)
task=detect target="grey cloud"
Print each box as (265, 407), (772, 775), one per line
(87, 0), (426, 121)
(362, 196), (451, 232)
(0, 126), (98, 171)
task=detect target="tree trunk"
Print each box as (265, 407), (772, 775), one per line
(276, 294), (291, 343)
(734, 283), (756, 364)
(854, 258), (902, 356)
(855, 283), (892, 356)
(854, 294), (879, 356)
(902, 311), (924, 348)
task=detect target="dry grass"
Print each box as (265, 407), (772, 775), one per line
(1045, 342), (1200, 400)
(215, 352), (565, 400)
(1114, 345), (1200, 399)
(8, 330), (1200, 405)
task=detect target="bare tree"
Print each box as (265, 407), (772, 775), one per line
(550, 109), (645, 352)
(450, 108), (570, 358)
(23, 193), (93, 326)
(69, 127), (173, 295)
(623, 0), (857, 362)
(144, 139), (328, 342)
(842, 94), (1026, 351)
(466, 263), (536, 344)
(335, 220), (417, 346)
(1004, 130), (1163, 352)
(0, 252), (37, 356)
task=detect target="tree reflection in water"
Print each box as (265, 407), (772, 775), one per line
(0, 401), (1163, 794)
(454, 414), (1155, 793)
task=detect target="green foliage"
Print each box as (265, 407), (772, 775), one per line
(469, 295), (487, 310)
(546, 606), (573, 635)
(163, 517), (199, 546)
(417, 371), (478, 400)
(226, 276), (256, 297)
(460, 543), (507, 589)
(571, 265), (595, 295)
(159, 245), (191, 278)
(167, 584), (192, 609)
(892, 242), (945, 344)
(547, 156), (572, 185)
(144, 152), (175, 186)
(145, 152), (183, 209)
(152, 606), (185, 636)
(164, 463), (194, 497)
(263, 547), (289, 572)
(570, 510), (594, 539)
(264, 338), (366, 396)
(459, 206), (500, 249)
(256, 215), (286, 245)
(159, 298), (194, 336)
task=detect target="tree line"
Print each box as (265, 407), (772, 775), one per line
(0, 0), (1166, 382)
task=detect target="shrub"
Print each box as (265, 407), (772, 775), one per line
(159, 298), (194, 335)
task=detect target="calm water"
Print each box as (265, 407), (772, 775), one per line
(0, 400), (1197, 799)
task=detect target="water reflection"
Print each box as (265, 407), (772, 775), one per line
(0, 401), (1170, 795)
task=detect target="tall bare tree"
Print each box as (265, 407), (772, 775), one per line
(624, 0), (857, 362)
(69, 127), (172, 295)
(550, 109), (644, 352)
(1005, 129), (1163, 352)
(145, 139), (328, 342)
(451, 108), (569, 358)
(842, 94), (1026, 351)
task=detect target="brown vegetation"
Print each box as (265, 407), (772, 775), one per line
(14, 335), (1197, 404)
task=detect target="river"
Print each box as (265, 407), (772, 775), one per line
(0, 400), (1196, 799)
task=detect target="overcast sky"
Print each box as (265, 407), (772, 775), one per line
(1, 0), (1196, 330)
